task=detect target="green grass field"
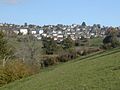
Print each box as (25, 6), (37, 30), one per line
(89, 37), (103, 47)
(0, 48), (120, 90)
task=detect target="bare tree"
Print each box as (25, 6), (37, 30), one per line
(15, 34), (42, 66)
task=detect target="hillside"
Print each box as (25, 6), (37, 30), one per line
(0, 49), (120, 90)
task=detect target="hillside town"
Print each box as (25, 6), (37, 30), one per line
(0, 22), (120, 41)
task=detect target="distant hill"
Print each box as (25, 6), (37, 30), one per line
(1, 48), (120, 90)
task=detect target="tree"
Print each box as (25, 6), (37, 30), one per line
(42, 37), (58, 55)
(24, 22), (27, 27)
(97, 24), (101, 29)
(103, 28), (120, 49)
(0, 31), (13, 67)
(103, 36), (112, 44)
(62, 36), (74, 49)
(81, 22), (86, 27)
(16, 34), (41, 65)
(75, 38), (81, 46)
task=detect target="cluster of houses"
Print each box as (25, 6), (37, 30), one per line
(0, 22), (120, 41)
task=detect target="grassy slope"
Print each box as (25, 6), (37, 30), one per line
(0, 49), (120, 90)
(89, 37), (103, 47)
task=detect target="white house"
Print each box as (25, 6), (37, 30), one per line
(37, 36), (42, 40)
(67, 29), (71, 32)
(13, 30), (19, 34)
(39, 30), (43, 34)
(67, 32), (71, 35)
(58, 31), (62, 34)
(31, 30), (37, 35)
(90, 33), (95, 36)
(53, 33), (58, 37)
(0, 23), (3, 26)
(53, 36), (57, 41)
(20, 29), (28, 35)
(70, 35), (76, 41)
(57, 34), (63, 38)
(52, 30), (57, 34)
(34, 34), (38, 37)
(42, 33), (47, 37)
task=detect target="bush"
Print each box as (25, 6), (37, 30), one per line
(101, 43), (112, 49)
(42, 37), (58, 55)
(40, 55), (59, 67)
(58, 52), (69, 62)
(0, 60), (35, 87)
(76, 47), (101, 56)
(58, 48), (78, 62)
(103, 28), (120, 49)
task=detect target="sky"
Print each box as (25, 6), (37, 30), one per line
(0, 0), (120, 26)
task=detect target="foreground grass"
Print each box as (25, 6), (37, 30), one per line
(0, 49), (120, 90)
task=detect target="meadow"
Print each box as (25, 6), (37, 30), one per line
(0, 48), (120, 90)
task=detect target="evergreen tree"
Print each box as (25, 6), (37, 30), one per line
(81, 22), (86, 27)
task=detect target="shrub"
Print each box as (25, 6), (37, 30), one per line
(58, 52), (69, 62)
(103, 28), (120, 49)
(42, 37), (58, 55)
(58, 48), (78, 62)
(40, 55), (59, 67)
(0, 60), (34, 87)
(62, 36), (74, 49)
(101, 43), (112, 49)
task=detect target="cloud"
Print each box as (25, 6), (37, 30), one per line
(9, 0), (18, 4)
(6, 0), (19, 4)
(0, 0), (21, 5)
